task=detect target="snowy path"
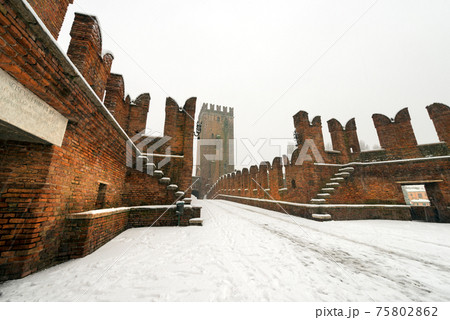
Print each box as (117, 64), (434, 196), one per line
(1, 199), (450, 301)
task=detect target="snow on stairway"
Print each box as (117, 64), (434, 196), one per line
(154, 170), (164, 178)
(146, 163), (156, 170)
(175, 191), (185, 198)
(326, 182), (340, 187)
(312, 213), (332, 221)
(310, 166), (355, 204)
(335, 171), (350, 177)
(189, 218), (203, 226)
(316, 193), (331, 198)
(159, 177), (171, 184)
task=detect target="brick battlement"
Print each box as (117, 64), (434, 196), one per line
(0, 0), (198, 281)
(200, 102), (234, 116)
(207, 104), (449, 224)
(196, 102), (235, 197)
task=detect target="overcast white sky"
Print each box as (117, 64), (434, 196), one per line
(59, 0), (450, 168)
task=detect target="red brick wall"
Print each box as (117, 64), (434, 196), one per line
(64, 205), (201, 259)
(327, 118), (360, 162)
(25, 0), (73, 40)
(122, 168), (177, 206)
(196, 103), (235, 196)
(162, 97), (196, 195)
(0, 2), (197, 280)
(216, 195), (411, 221)
(372, 108), (421, 159)
(127, 94), (150, 137)
(327, 158), (450, 220)
(104, 73), (130, 130)
(208, 105), (449, 224)
(427, 103), (450, 144)
(210, 156), (337, 204)
(67, 13), (113, 99)
(284, 161), (338, 203)
(293, 111), (327, 162)
(64, 210), (129, 259)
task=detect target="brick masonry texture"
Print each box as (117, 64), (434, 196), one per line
(0, 0), (199, 281)
(26, 0), (73, 39)
(195, 103), (235, 197)
(208, 104), (450, 223)
(64, 205), (201, 259)
(216, 195), (412, 221)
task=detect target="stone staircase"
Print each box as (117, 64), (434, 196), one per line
(309, 166), (355, 221)
(138, 156), (185, 199)
(310, 166), (354, 204)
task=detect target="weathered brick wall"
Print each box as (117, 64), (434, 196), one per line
(327, 158), (450, 221)
(104, 73), (130, 130)
(208, 105), (449, 224)
(162, 97), (196, 196)
(216, 195), (411, 221)
(127, 94), (150, 137)
(67, 13), (114, 99)
(0, 2), (197, 280)
(427, 103), (450, 144)
(372, 108), (421, 159)
(293, 111), (328, 162)
(196, 103), (235, 197)
(25, 0), (73, 39)
(328, 118), (360, 162)
(63, 209), (129, 259)
(65, 205), (201, 259)
(284, 160), (338, 203)
(122, 168), (177, 206)
(210, 157), (337, 203)
(128, 205), (200, 228)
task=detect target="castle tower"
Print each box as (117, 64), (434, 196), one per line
(195, 103), (235, 197)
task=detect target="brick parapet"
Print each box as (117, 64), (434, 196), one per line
(0, 1), (198, 280)
(25, 0), (74, 40)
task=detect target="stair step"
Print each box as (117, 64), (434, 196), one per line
(339, 167), (354, 172)
(330, 177), (344, 181)
(321, 188), (335, 192)
(175, 191), (185, 197)
(311, 198), (327, 203)
(326, 182), (340, 186)
(316, 193), (331, 198)
(335, 172), (350, 177)
(189, 218), (203, 226)
(146, 163), (156, 170)
(154, 170), (164, 178)
(159, 177), (171, 184)
(312, 213), (332, 221)
(167, 184), (178, 191)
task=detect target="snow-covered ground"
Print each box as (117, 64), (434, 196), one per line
(1, 199), (450, 302)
